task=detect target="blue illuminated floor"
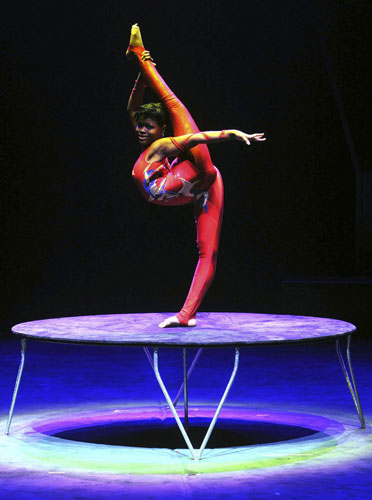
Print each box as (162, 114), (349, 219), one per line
(0, 335), (371, 499)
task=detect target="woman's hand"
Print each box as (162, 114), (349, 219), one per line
(141, 50), (156, 65)
(228, 130), (266, 145)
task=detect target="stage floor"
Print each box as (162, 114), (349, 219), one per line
(0, 334), (371, 499)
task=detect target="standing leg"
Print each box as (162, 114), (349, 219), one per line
(160, 169), (224, 327)
(177, 170), (224, 323)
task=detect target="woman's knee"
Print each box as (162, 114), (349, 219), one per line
(198, 246), (218, 263)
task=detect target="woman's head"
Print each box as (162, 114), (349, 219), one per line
(134, 103), (168, 149)
(134, 102), (168, 127)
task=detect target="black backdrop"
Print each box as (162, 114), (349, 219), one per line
(2, 1), (371, 334)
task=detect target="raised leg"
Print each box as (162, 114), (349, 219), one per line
(5, 338), (27, 435)
(127, 24), (216, 182)
(336, 335), (365, 428)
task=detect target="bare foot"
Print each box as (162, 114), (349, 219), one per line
(159, 316), (197, 328)
(126, 23), (144, 59)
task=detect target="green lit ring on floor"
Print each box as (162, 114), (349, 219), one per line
(1, 404), (371, 475)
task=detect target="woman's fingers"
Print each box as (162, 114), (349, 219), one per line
(237, 131), (266, 145)
(240, 132), (251, 145)
(248, 133), (266, 141)
(141, 50), (154, 63)
(230, 130), (266, 145)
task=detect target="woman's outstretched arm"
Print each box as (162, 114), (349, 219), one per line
(146, 130), (266, 162)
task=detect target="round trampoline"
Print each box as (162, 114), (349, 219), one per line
(6, 312), (365, 460)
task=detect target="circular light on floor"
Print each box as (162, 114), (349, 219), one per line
(1, 404), (370, 475)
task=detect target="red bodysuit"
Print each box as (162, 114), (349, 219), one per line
(132, 153), (198, 206)
(129, 45), (224, 325)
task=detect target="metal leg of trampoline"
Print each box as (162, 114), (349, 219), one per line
(144, 346), (202, 410)
(145, 346), (199, 431)
(173, 348), (203, 407)
(153, 347), (197, 460)
(153, 346), (240, 460)
(196, 347), (240, 460)
(5, 338), (27, 435)
(183, 348), (189, 430)
(143, 347), (154, 370)
(336, 335), (365, 429)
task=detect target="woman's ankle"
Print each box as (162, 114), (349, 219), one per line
(126, 44), (146, 60)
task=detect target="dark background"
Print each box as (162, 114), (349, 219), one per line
(2, 0), (371, 337)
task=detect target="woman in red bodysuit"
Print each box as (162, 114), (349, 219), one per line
(126, 24), (265, 328)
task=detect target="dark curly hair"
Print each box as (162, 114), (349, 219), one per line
(134, 102), (168, 127)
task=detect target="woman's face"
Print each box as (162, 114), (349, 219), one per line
(136, 118), (165, 149)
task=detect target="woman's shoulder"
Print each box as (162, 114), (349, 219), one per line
(132, 151), (170, 178)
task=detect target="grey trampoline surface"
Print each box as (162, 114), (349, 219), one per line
(11, 312), (356, 347)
